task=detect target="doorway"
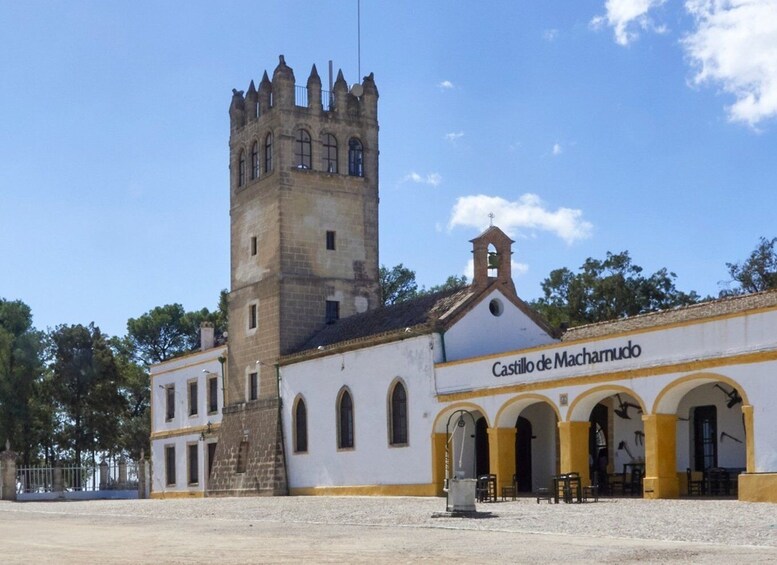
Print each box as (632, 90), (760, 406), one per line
(693, 405), (717, 471)
(515, 416), (533, 492)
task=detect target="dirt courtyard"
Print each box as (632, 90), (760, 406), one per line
(1, 496), (776, 564)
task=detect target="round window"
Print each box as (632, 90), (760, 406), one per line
(489, 298), (504, 317)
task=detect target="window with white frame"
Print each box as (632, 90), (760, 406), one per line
(165, 445), (176, 486)
(165, 385), (175, 421)
(188, 443), (199, 485)
(188, 380), (198, 417)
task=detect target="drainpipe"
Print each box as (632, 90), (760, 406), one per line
(218, 355), (227, 409)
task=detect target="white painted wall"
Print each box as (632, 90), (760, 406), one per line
(281, 335), (440, 489)
(443, 289), (555, 362)
(150, 347), (225, 495)
(676, 383), (746, 470)
(279, 305), (777, 492)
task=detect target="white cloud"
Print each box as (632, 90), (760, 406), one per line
(403, 172), (442, 187)
(552, 143), (563, 156)
(683, 0), (777, 127)
(444, 131), (464, 142)
(591, 0), (667, 45)
(438, 80), (455, 89)
(448, 193), (593, 245)
(543, 29), (559, 41)
(463, 258), (529, 281)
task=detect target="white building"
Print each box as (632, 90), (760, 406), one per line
(278, 228), (777, 503)
(150, 325), (225, 498)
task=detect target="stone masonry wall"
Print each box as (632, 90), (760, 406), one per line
(207, 398), (287, 496)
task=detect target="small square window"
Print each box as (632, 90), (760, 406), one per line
(251, 236), (257, 256)
(249, 372), (258, 401)
(326, 231), (336, 251)
(248, 304), (257, 329)
(325, 300), (339, 324)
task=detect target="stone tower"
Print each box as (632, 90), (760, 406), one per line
(207, 56), (380, 495)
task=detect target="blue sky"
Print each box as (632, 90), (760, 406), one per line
(2, 1), (776, 338)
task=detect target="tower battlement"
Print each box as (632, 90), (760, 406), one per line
(229, 55), (378, 133)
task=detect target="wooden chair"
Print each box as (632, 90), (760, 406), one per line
(501, 473), (517, 501)
(686, 468), (704, 496)
(623, 467), (643, 496)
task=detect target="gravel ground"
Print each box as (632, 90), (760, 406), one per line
(1, 496), (776, 563)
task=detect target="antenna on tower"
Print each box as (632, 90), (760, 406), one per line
(350, 0), (364, 97)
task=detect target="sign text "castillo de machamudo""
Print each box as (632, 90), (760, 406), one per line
(492, 340), (643, 377)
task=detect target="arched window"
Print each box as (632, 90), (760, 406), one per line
(337, 388), (354, 449)
(250, 142), (259, 180)
(389, 381), (408, 445)
(264, 133), (273, 173)
(238, 150), (246, 186)
(322, 133), (338, 173)
(294, 397), (308, 453)
(295, 129), (312, 169)
(348, 138), (363, 177)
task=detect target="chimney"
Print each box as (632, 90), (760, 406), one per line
(200, 322), (215, 351)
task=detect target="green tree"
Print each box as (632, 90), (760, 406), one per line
(126, 304), (191, 365)
(532, 251), (700, 329)
(127, 297), (228, 365)
(49, 324), (126, 464)
(425, 274), (469, 294)
(110, 336), (150, 459)
(379, 264), (419, 306)
(724, 236), (777, 295)
(0, 299), (51, 464)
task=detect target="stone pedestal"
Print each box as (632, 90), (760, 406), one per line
(0, 448), (17, 501)
(447, 478), (476, 512)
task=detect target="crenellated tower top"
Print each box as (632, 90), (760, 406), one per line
(229, 54), (379, 133)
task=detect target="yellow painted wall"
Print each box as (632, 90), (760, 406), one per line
(739, 473), (777, 503)
(558, 421), (590, 486)
(488, 427), (517, 493)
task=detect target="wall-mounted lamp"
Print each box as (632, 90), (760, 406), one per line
(199, 421), (213, 441)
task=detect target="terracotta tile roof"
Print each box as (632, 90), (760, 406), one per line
(561, 289), (777, 342)
(288, 286), (475, 357)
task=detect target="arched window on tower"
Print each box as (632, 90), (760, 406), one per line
(295, 129), (312, 169)
(294, 396), (308, 453)
(238, 150), (246, 187)
(264, 133), (273, 173)
(322, 133), (338, 173)
(389, 381), (408, 446)
(348, 138), (363, 177)
(337, 388), (354, 449)
(250, 142), (259, 180)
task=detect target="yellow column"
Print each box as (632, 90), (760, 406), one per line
(487, 427), (516, 494)
(431, 432), (448, 496)
(558, 421), (590, 487)
(642, 413), (679, 499)
(742, 404), (755, 473)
